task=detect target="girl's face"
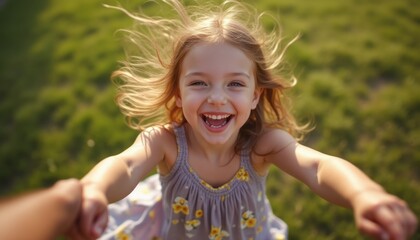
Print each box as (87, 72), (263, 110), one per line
(176, 42), (261, 146)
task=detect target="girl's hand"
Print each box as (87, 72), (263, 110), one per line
(352, 190), (417, 240)
(67, 184), (109, 240)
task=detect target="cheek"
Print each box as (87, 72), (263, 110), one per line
(236, 91), (259, 106)
(180, 96), (204, 124)
(179, 92), (202, 111)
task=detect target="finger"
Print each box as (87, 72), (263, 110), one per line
(380, 197), (418, 239)
(374, 205), (405, 240)
(386, 199), (419, 240)
(79, 202), (95, 238)
(92, 210), (108, 238)
(357, 216), (387, 240)
(80, 198), (109, 239)
(395, 203), (418, 238)
(388, 204), (408, 239)
(66, 205), (91, 240)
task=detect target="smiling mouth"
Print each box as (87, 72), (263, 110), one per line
(202, 113), (232, 128)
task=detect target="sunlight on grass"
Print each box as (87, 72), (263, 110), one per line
(0, 0), (418, 239)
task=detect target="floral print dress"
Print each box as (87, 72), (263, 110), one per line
(101, 124), (288, 240)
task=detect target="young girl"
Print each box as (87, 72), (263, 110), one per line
(70, 1), (417, 239)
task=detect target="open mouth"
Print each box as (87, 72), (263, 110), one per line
(201, 113), (232, 129)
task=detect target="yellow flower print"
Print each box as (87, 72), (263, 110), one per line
(195, 209), (203, 218)
(209, 226), (230, 240)
(274, 233), (286, 240)
(116, 232), (131, 240)
(236, 167), (249, 181)
(241, 210), (257, 229)
(185, 219), (201, 231)
(172, 196), (189, 215)
(242, 210), (253, 219)
(116, 225), (132, 240)
(245, 218), (257, 228)
(149, 210), (155, 219)
(209, 226), (221, 237)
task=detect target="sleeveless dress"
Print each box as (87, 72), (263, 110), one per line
(101, 124), (288, 240)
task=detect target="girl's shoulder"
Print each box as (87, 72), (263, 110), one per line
(254, 128), (297, 156)
(250, 128), (297, 175)
(130, 124), (178, 157)
(138, 124), (177, 146)
(137, 124), (178, 174)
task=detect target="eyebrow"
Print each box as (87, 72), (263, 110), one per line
(184, 71), (251, 79)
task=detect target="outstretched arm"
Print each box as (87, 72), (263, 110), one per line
(69, 126), (168, 239)
(0, 179), (82, 240)
(261, 129), (417, 240)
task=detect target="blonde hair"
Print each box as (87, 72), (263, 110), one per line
(109, 0), (307, 151)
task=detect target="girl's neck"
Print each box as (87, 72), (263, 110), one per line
(184, 123), (237, 166)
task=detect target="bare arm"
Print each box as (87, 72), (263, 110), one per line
(81, 126), (166, 203)
(0, 179), (82, 240)
(278, 143), (384, 208)
(70, 126), (168, 239)
(260, 129), (417, 240)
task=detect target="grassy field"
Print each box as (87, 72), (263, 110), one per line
(0, 0), (419, 239)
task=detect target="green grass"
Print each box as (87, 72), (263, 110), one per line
(0, 0), (419, 239)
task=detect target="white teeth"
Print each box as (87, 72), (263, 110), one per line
(203, 114), (230, 120)
(202, 114), (231, 128)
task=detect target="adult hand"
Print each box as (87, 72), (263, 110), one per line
(67, 183), (109, 240)
(0, 178), (83, 240)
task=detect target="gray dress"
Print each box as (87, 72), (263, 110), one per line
(101, 124), (287, 240)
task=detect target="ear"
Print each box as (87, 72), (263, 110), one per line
(175, 91), (182, 108)
(251, 88), (262, 110)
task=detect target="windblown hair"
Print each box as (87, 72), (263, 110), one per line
(109, 0), (307, 152)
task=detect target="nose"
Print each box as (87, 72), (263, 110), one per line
(207, 89), (227, 105)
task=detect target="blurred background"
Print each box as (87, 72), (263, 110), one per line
(0, 0), (418, 239)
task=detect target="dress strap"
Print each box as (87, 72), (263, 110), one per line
(240, 148), (251, 171)
(160, 124), (188, 182)
(240, 147), (267, 181)
(173, 124), (188, 163)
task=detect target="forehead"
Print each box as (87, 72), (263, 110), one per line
(181, 43), (254, 76)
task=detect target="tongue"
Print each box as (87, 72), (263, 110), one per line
(206, 118), (226, 127)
